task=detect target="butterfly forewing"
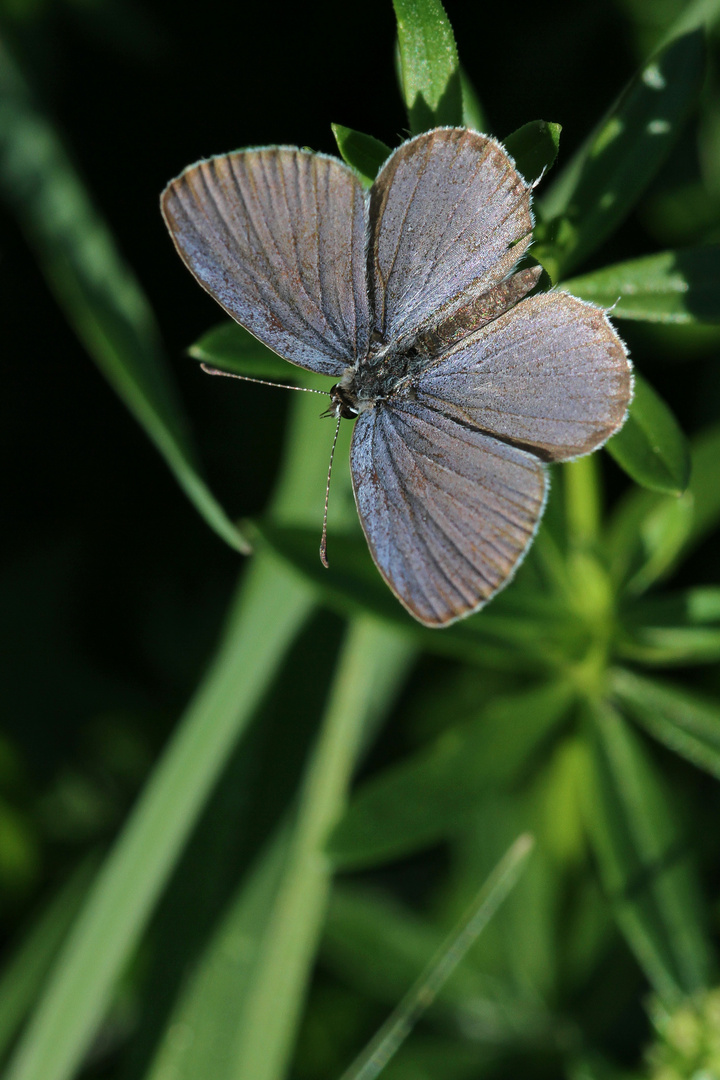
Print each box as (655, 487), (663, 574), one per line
(414, 291), (632, 461)
(162, 149), (370, 376)
(367, 129), (534, 347)
(350, 399), (547, 627)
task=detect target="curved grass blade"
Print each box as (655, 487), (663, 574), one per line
(612, 668), (720, 780)
(393, 0), (462, 133)
(0, 37), (249, 554)
(582, 701), (713, 1007)
(337, 834), (534, 1080)
(537, 31), (705, 279)
(563, 246), (720, 325)
(503, 121), (562, 187)
(331, 124), (392, 186)
(605, 373), (691, 496)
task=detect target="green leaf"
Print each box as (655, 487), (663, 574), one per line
(617, 587), (720, 666)
(331, 124), (392, 186)
(582, 702), (713, 1006)
(502, 121), (562, 187)
(328, 681), (575, 870)
(606, 423), (720, 591)
(537, 31), (705, 278)
(605, 373), (691, 496)
(563, 246), (720, 324)
(393, 0), (462, 133)
(0, 39), (249, 555)
(188, 320), (328, 387)
(459, 65), (487, 131)
(612, 668), (720, 780)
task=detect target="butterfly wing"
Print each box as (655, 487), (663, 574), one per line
(162, 149), (370, 377)
(367, 128), (533, 347)
(350, 399), (546, 627)
(414, 291), (632, 461)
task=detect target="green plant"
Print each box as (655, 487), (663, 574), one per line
(1, 1), (720, 1079)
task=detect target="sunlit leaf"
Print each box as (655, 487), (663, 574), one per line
(537, 31), (705, 278)
(612, 668), (720, 780)
(605, 374), (691, 496)
(582, 702), (712, 1006)
(393, 0), (462, 133)
(564, 246), (720, 324)
(503, 121), (561, 187)
(331, 124), (392, 186)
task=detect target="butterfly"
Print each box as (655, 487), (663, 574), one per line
(161, 127), (632, 627)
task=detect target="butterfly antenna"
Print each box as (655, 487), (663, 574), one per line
(200, 363), (327, 396)
(319, 414), (342, 569)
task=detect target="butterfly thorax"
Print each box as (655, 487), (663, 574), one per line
(328, 266), (544, 421)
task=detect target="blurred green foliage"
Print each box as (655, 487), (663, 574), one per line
(2, 1), (720, 1079)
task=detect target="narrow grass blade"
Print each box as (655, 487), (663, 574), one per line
(331, 124), (392, 186)
(503, 121), (561, 186)
(605, 373), (691, 496)
(564, 246), (720, 324)
(4, 555), (314, 1080)
(0, 859), (98, 1065)
(0, 37), (248, 553)
(459, 66), (486, 132)
(612, 668), (720, 779)
(537, 31), (705, 278)
(337, 835), (534, 1080)
(618, 588), (720, 666)
(583, 702), (712, 1006)
(393, 0), (462, 133)
(226, 618), (414, 1080)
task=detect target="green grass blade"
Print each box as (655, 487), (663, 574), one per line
(0, 37), (248, 554)
(618, 588), (720, 666)
(612, 668), (720, 779)
(563, 246), (720, 324)
(537, 31), (705, 278)
(337, 835), (535, 1080)
(459, 66), (486, 131)
(605, 373), (691, 496)
(144, 828), (292, 1080)
(583, 702), (713, 1006)
(393, 0), (462, 133)
(502, 121), (561, 186)
(4, 555), (314, 1080)
(188, 321), (307, 382)
(0, 859), (98, 1065)
(226, 618), (414, 1080)
(331, 124), (392, 185)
